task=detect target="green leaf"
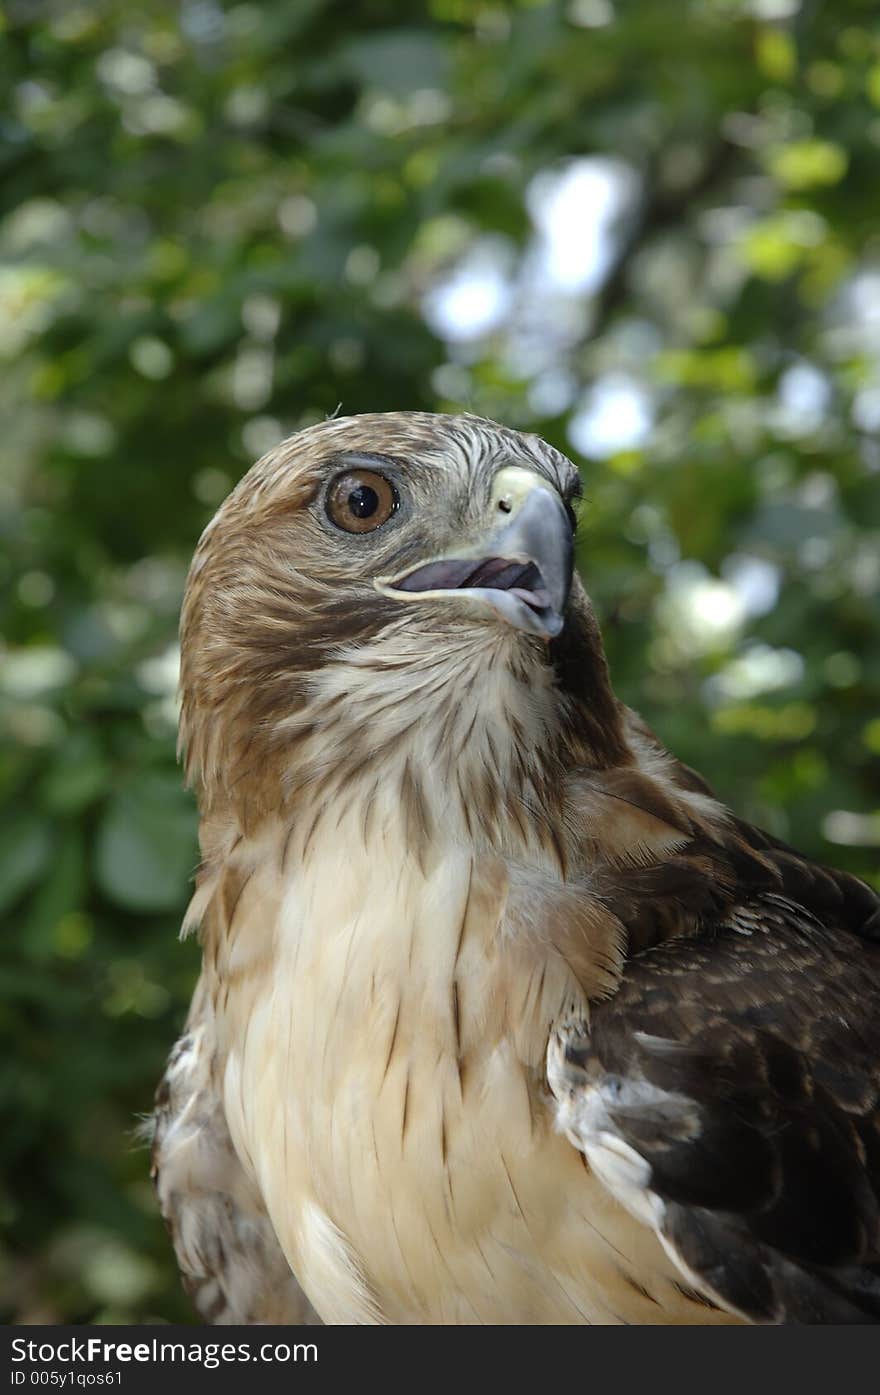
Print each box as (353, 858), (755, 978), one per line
(755, 27), (796, 84)
(41, 730), (110, 814)
(768, 140), (848, 191)
(94, 773), (197, 914)
(22, 829), (87, 960)
(340, 30), (451, 95)
(0, 815), (53, 916)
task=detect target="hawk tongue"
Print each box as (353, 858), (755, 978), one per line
(394, 556), (544, 597)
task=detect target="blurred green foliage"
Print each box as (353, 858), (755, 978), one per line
(2, 0), (879, 1323)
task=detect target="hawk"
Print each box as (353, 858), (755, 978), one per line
(153, 412), (880, 1325)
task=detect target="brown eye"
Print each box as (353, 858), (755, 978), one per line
(326, 469), (398, 534)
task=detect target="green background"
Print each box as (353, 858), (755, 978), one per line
(2, 0), (878, 1323)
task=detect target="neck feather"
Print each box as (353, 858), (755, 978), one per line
(182, 590), (632, 862)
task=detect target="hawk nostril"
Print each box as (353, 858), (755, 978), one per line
(498, 498), (513, 514)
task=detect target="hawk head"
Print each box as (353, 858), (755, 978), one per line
(180, 412), (629, 836)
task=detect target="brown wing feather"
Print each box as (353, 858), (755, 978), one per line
(550, 861), (880, 1323)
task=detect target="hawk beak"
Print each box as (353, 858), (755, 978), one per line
(376, 467), (574, 640)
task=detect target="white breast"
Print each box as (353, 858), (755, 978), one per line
(215, 801), (724, 1324)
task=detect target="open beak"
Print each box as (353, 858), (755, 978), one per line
(375, 467), (574, 640)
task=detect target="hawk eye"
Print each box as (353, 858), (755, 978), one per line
(326, 469), (398, 534)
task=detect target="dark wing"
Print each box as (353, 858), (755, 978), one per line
(152, 975), (319, 1325)
(549, 880), (880, 1324)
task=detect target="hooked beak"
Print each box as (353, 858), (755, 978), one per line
(375, 467), (574, 640)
